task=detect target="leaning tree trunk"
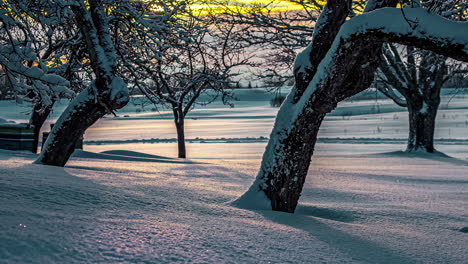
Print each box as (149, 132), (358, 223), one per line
(235, 5), (468, 213)
(237, 50), (382, 212)
(173, 109), (187, 158)
(234, 0), (396, 213)
(34, 1), (129, 166)
(35, 81), (128, 166)
(406, 94), (440, 153)
(234, 33), (385, 212)
(30, 101), (53, 153)
(254, 99), (328, 212)
(243, 0), (354, 212)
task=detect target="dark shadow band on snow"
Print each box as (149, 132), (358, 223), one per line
(83, 137), (269, 145)
(294, 204), (357, 223)
(331, 170), (468, 185)
(100, 150), (175, 160)
(111, 115), (278, 121)
(257, 210), (416, 264)
(0, 149), (36, 161)
(81, 137), (468, 146)
(317, 138), (468, 145)
(367, 150), (468, 167)
(71, 150), (200, 164)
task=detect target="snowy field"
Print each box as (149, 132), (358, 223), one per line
(1, 88), (468, 263)
(2, 88), (468, 143)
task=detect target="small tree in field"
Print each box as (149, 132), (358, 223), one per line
(376, 1), (467, 153)
(377, 45), (467, 153)
(119, 3), (250, 158)
(34, 0), (187, 166)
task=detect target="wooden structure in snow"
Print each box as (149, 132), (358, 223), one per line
(0, 124), (34, 151)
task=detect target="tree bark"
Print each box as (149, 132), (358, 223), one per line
(235, 33), (385, 212)
(405, 50), (445, 153)
(174, 109), (187, 158)
(30, 102), (53, 153)
(406, 92), (440, 153)
(264, 109), (327, 212)
(35, 85), (126, 166)
(293, 0), (352, 102)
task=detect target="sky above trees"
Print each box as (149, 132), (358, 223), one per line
(188, 0), (323, 15)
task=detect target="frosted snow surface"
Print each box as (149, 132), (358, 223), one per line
(1, 142), (467, 263)
(1, 88), (468, 263)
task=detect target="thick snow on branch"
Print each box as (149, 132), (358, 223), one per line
(0, 4), (76, 107)
(283, 7), (468, 133)
(340, 8), (468, 62)
(296, 7), (468, 125)
(0, 48), (74, 106)
(109, 77), (129, 107)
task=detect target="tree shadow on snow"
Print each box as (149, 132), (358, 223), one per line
(258, 208), (416, 264)
(0, 149), (36, 161)
(100, 150), (175, 160)
(294, 204), (356, 223)
(375, 150), (468, 167)
(71, 150), (200, 164)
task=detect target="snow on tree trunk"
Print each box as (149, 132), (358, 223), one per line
(293, 0), (352, 102)
(235, 7), (468, 213)
(34, 1), (129, 166)
(378, 42), (449, 154)
(36, 80), (128, 166)
(30, 102), (53, 154)
(406, 51), (446, 153)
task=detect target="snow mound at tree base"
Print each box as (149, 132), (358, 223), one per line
(0, 118), (16, 124)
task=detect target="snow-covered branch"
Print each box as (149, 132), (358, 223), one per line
(340, 8), (468, 63)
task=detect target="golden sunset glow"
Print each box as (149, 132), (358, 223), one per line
(187, 0), (326, 16)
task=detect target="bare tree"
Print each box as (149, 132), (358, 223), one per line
(214, 1), (321, 87)
(118, 2), (251, 158)
(215, 0), (371, 88)
(234, 0), (468, 213)
(377, 44), (467, 152)
(376, 1), (467, 152)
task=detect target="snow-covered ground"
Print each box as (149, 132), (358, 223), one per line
(1, 88), (467, 263)
(2, 88), (468, 143)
